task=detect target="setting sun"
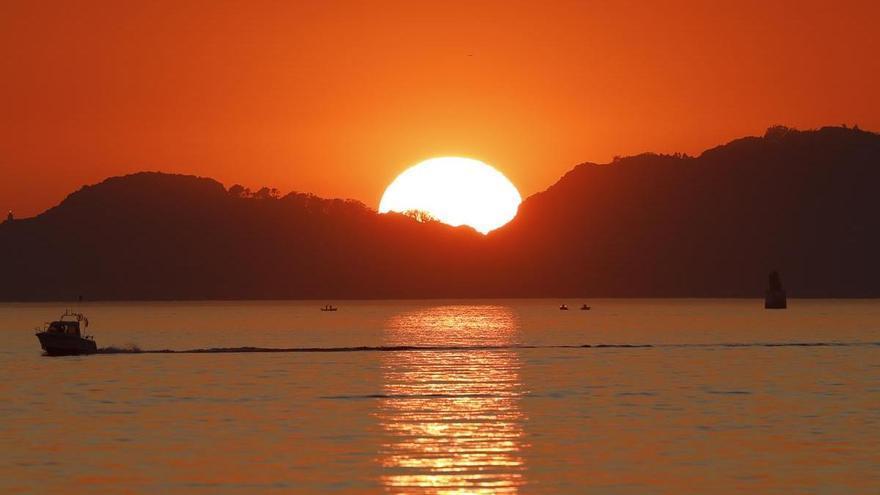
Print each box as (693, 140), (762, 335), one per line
(379, 157), (522, 234)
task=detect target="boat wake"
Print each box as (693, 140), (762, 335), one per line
(95, 341), (880, 355)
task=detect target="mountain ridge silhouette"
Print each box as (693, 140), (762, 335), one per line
(2, 125), (878, 300)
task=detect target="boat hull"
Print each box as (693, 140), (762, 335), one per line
(36, 332), (98, 356)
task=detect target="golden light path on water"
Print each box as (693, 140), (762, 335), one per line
(377, 306), (526, 494)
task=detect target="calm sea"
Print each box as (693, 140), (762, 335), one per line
(1, 300), (878, 494)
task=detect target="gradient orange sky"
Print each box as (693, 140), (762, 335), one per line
(2, 0), (878, 217)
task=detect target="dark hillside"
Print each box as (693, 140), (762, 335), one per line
(2, 126), (878, 300)
(488, 126), (880, 296)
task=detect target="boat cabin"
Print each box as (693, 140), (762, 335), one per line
(46, 320), (82, 336)
(42, 311), (89, 337)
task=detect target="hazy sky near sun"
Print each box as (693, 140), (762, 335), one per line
(2, 0), (879, 216)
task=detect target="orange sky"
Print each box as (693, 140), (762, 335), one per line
(2, 0), (878, 217)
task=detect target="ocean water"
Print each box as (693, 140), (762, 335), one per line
(1, 299), (878, 494)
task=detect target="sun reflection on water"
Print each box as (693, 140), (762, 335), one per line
(377, 305), (526, 494)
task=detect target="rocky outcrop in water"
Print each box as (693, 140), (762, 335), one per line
(765, 271), (787, 309)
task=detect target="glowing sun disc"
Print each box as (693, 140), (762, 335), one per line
(379, 157), (522, 234)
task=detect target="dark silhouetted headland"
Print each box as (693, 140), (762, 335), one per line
(2, 126), (879, 300)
